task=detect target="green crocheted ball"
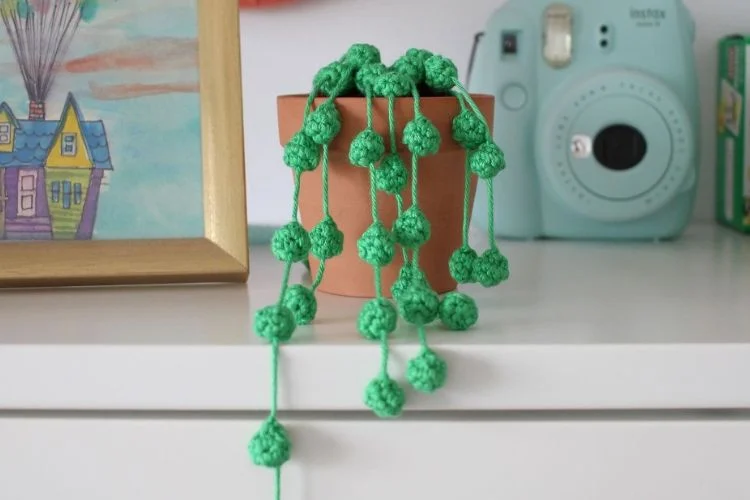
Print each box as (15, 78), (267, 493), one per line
(407, 349), (447, 393)
(248, 417), (291, 468)
(392, 55), (423, 86)
(283, 284), (317, 326)
(403, 116), (441, 157)
(254, 305), (296, 343)
(349, 129), (385, 167)
(438, 292), (478, 331)
(357, 298), (398, 341)
(393, 48), (433, 84)
(391, 263), (413, 300)
(407, 48), (434, 66)
(357, 222), (395, 267)
(473, 248), (510, 287)
(364, 376), (405, 418)
(397, 284), (440, 325)
(390, 263), (429, 301)
(373, 70), (412, 98)
(469, 141), (506, 179)
(282, 131), (320, 172)
(375, 154), (408, 194)
(356, 62), (387, 95)
(451, 110), (487, 150)
(449, 246), (478, 284)
(271, 221), (311, 263)
(303, 102), (342, 145)
(313, 61), (353, 97)
(392, 206), (431, 248)
(424, 54), (458, 91)
(310, 216), (344, 261)
(343, 43), (381, 70)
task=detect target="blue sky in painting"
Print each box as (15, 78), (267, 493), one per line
(0, 0), (203, 240)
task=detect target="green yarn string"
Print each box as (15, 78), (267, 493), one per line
(486, 179), (497, 251)
(411, 81), (421, 116)
(303, 89), (317, 118)
(367, 97), (379, 224)
(387, 95), (397, 151)
(311, 143), (333, 292)
(410, 151), (419, 212)
(456, 93), (468, 113)
(366, 90), (374, 130)
(291, 169), (301, 220)
(386, 94), (409, 266)
(277, 262), (293, 305)
(311, 263), (325, 290)
(275, 468), (281, 500)
(462, 154), (471, 246)
(368, 166), (382, 263)
(270, 339), (280, 417)
(321, 144), (331, 216)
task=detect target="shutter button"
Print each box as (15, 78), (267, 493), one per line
(501, 83), (527, 110)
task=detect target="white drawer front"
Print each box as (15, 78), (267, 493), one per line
(1, 416), (749, 500)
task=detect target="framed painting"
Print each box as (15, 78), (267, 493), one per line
(0, 0), (248, 288)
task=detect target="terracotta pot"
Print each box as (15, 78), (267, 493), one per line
(277, 93), (495, 298)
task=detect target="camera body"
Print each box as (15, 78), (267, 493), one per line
(468, 0), (700, 240)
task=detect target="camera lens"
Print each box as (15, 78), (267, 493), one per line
(593, 124), (647, 171)
(600, 25), (608, 34)
(600, 39), (608, 48)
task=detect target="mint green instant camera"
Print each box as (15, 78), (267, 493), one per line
(468, 0), (700, 240)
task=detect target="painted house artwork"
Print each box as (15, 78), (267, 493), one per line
(0, 94), (112, 240)
(0, 0), (113, 241)
(1, 0), (204, 242)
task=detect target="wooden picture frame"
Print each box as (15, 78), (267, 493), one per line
(0, 0), (248, 288)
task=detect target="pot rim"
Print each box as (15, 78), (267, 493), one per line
(277, 92), (495, 103)
(276, 92), (496, 152)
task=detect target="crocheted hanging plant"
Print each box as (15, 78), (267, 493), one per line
(249, 43), (509, 499)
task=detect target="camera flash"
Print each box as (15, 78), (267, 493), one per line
(543, 3), (573, 68)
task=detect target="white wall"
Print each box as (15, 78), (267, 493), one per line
(240, 0), (750, 227)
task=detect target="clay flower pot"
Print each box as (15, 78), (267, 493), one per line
(277, 93), (495, 298)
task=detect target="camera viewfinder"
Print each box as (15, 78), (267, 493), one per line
(501, 31), (518, 55)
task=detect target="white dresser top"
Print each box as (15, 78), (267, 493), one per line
(1, 223), (748, 412)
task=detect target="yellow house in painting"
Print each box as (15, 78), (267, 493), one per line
(0, 93), (113, 240)
(0, 103), (18, 154)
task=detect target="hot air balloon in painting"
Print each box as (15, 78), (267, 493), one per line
(0, 0), (111, 240)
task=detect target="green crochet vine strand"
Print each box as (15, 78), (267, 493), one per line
(355, 86), (405, 418)
(251, 62), (354, 500)
(451, 83), (511, 288)
(438, 81), (502, 331)
(394, 79), (449, 393)
(379, 92), (413, 300)
(252, 43), (512, 500)
(447, 92), (481, 287)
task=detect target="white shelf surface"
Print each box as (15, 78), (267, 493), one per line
(1, 223), (749, 412)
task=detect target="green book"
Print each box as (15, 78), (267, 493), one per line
(717, 34), (750, 233)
